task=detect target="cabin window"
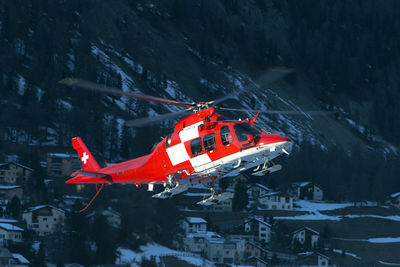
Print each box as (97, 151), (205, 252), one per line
(166, 134), (172, 147)
(203, 133), (217, 152)
(190, 138), (203, 157)
(220, 126), (233, 145)
(234, 123), (261, 142)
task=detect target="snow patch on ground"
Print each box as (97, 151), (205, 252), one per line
(276, 201), (353, 221)
(368, 237), (400, 243)
(17, 75), (26, 95)
(343, 215), (400, 221)
(378, 260), (400, 266)
(66, 51), (75, 72)
(57, 100), (72, 111)
(116, 243), (214, 266)
(294, 200), (354, 212)
(331, 248), (361, 260)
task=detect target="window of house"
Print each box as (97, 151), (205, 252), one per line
(190, 138), (203, 157)
(220, 126), (233, 145)
(43, 218), (47, 221)
(203, 133), (217, 152)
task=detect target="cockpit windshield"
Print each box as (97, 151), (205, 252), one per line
(233, 123), (262, 142)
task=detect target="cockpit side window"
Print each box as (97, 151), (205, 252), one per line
(190, 137), (203, 157)
(234, 123), (261, 142)
(203, 133), (217, 152)
(220, 126), (233, 146)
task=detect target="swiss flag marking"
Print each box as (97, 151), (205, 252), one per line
(81, 152), (89, 164)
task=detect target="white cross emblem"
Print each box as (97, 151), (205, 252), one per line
(81, 152), (89, 164)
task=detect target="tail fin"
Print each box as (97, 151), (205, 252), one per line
(72, 137), (101, 172)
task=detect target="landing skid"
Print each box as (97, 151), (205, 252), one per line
(252, 161), (282, 176)
(197, 192), (233, 206)
(152, 185), (188, 199)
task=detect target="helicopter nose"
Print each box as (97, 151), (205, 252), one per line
(257, 134), (292, 146)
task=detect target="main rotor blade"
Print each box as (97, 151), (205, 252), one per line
(208, 67), (294, 106)
(59, 78), (192, 108)
(217, 107), (332, 115)
(124, 109), (193, 127)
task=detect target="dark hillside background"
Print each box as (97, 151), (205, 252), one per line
(1, 0), (400, 201)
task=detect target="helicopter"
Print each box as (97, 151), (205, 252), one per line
(60, 69), (317, 212)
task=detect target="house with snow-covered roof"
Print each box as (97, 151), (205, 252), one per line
(290, 181), (323, 201)
(245, 256), (270, 267)
(11, 252), (29, 266)
(0, 162), (33, 185)
(244, 241), (269, 260)
(247, 183), (272, 199)
(182, 231), (221, 253)
(388, 192), (400, 208)
(297, 251), (330, 267)
(0, 185), (23, 201)
(229, 217), (271, 243)
(181, 217), (207, 233)
(0, 223), (23, 245)
(205, 237), (245, 264)
(292, 227), (320, 249)
(258, 191), (293, 210)
(22, 205), (65, 236)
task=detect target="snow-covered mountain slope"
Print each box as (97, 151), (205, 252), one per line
(0, 0), (398, 161)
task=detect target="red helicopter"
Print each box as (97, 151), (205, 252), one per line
(60, 70), (302, 211)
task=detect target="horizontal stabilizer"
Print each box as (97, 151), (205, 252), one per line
(66, 173), (112, 184)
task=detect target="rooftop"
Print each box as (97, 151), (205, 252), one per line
(0, 223), (24, 231)
(293, 226), (320, 235)
(47, 153), (79, 158)
(0, 185), (22, 190)
(0, 161), (33, 171)
(391, 192), (400, 198)
(25, 204), (65, 214)
(12, 253), (29, 264)
(186, 217), (207, 224)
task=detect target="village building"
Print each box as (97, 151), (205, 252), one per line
(204, 237), (245, 264)
(244, 241), (269, 260)
(182, 231), (221, 254)
(229, 217), (272, 243)
(204, 198), (233, 212)
(0, 162), (33, 185)
(46, 153), (81, 177)
(246, 256), (270, 267)
(0, 223), (23, 246)
(388, 192), (400, 208)
(22, 205), (65, 236)
(291, 182), (324, 201)
(247, 184), (272, 199)
(292, 227), (320, 249)
(297, 251), (330, 267)
(11, 253), (29, 267)
(259, 192), (293, 210)
(87, 207), (121, 229)
(0, 186), (23, 201)
(0, 248), (29, 266)
(181, 217), (207, 233)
